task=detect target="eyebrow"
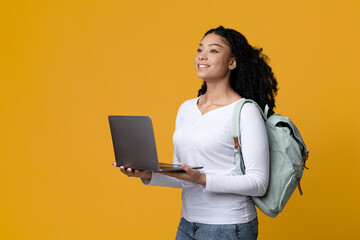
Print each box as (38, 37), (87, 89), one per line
(199, 43), (224, 48)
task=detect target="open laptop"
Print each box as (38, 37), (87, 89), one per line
(108, 115), (203, 172)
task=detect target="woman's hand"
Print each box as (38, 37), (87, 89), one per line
(112, 163), (152, 182)
(156, 163), (206, 186)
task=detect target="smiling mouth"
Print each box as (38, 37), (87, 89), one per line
(198, 64), (210, 69)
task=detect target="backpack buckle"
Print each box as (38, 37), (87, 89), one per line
(233, 137), (240, 153)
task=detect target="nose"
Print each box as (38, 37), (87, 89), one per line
(198, 52), (207, 60)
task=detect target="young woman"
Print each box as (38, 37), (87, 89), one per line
(113, 26), (278, 239)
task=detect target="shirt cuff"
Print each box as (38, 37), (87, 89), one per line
(204, 174), (213, 192)
(141, 172), (183, 188)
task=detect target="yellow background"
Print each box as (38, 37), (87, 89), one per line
(1, 0), (359, 239)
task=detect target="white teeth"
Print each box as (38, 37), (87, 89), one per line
(199, 65), (210, 68)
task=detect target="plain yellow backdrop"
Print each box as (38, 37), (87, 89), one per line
(1, 0), (359, 239)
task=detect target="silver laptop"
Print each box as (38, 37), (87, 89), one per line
(108, 115), (202, 172)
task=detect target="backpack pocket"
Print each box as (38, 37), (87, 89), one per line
(279, 172), (299, 211)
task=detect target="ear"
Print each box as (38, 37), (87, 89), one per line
(229, 57), (236, 70)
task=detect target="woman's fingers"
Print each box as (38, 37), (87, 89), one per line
(114, 165), (151, 181)
(181, 163), (198, 176)
(158, 163), (205, 186)
(180, 163), (191, 173)
(120, 166), (134, 176)
(119, 166), (125, 173)
(113, 163), (139, 177)
(126, 168), (136, 177)
(119, 166), (142, 178)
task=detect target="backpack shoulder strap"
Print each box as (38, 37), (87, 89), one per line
(231, 98), (268, 174)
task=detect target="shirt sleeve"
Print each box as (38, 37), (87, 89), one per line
(141, 151), (183, 188)
(141, 103), (184, 188)
(205, 103), (269, 196)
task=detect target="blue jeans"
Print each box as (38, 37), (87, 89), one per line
(175, 217), (258, 240)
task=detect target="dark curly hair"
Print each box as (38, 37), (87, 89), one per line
(197, 26), (278, 116)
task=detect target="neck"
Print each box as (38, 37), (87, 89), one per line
(201, 78), (239, 104)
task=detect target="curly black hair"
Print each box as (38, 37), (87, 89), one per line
(197, 26), (278, 116)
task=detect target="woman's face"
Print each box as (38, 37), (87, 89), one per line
(194, 33), (236, 81)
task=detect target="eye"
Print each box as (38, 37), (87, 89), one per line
(197, 48), (202, 53)
(210, 49), (218, 53)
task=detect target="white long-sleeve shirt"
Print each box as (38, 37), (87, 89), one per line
(145, 97), (269, 224)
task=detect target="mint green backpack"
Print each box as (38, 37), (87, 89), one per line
(232, 99), (309, 218)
